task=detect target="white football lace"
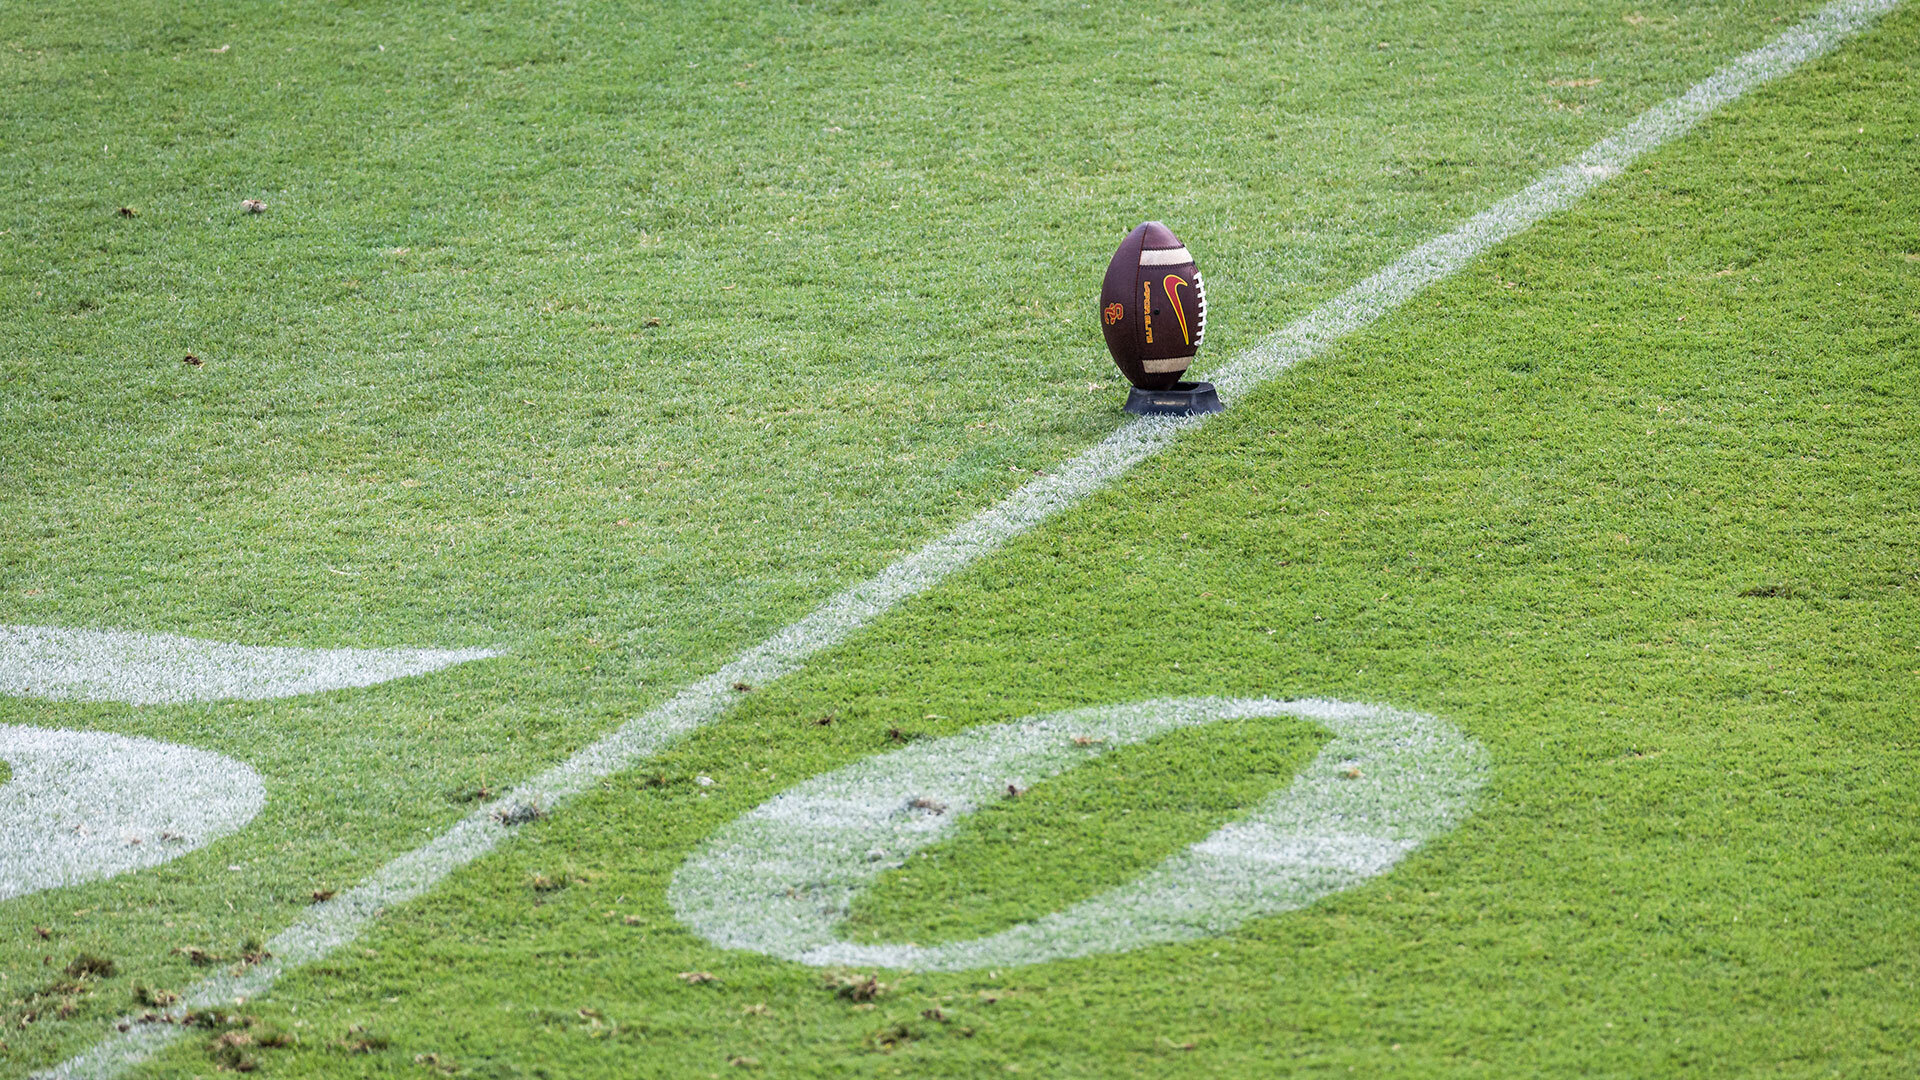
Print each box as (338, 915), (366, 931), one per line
(1194, 271), (1207, 347)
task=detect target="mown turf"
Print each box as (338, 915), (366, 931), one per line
(3, 0), (1914, 1076)
(45, 5), (1909, 1079)
(841, 715), (1332, 945)
(0, 0), (1829, 1069)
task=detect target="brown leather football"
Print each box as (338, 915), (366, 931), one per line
(1099, 221), (1206, 390)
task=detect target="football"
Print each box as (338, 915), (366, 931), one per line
(1098, 221), (1206, 391)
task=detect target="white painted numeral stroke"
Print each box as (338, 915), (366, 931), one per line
(672, 697), (1487, 970)
(0, 624), (497, 903)
(0, 726), (266, 901)
(0, 624), (500, 706)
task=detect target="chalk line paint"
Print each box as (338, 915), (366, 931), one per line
(33, 3), (1896, 1074)
(0, 726), (265, 902)
(672, 698), (1487, 970)
(0, 625), (501, 706)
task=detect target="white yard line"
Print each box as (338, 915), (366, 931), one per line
(32, 1), (1898, 1074)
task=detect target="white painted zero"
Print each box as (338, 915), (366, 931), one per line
(0, 726), (266, 902)
(672, 696), (1487, 970)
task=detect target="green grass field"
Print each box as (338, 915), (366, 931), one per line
(2, 0), (1916, 1076)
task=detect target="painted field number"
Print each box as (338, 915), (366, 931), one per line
(672, 697), (1487, 970)
(0, 726), (265, 902)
